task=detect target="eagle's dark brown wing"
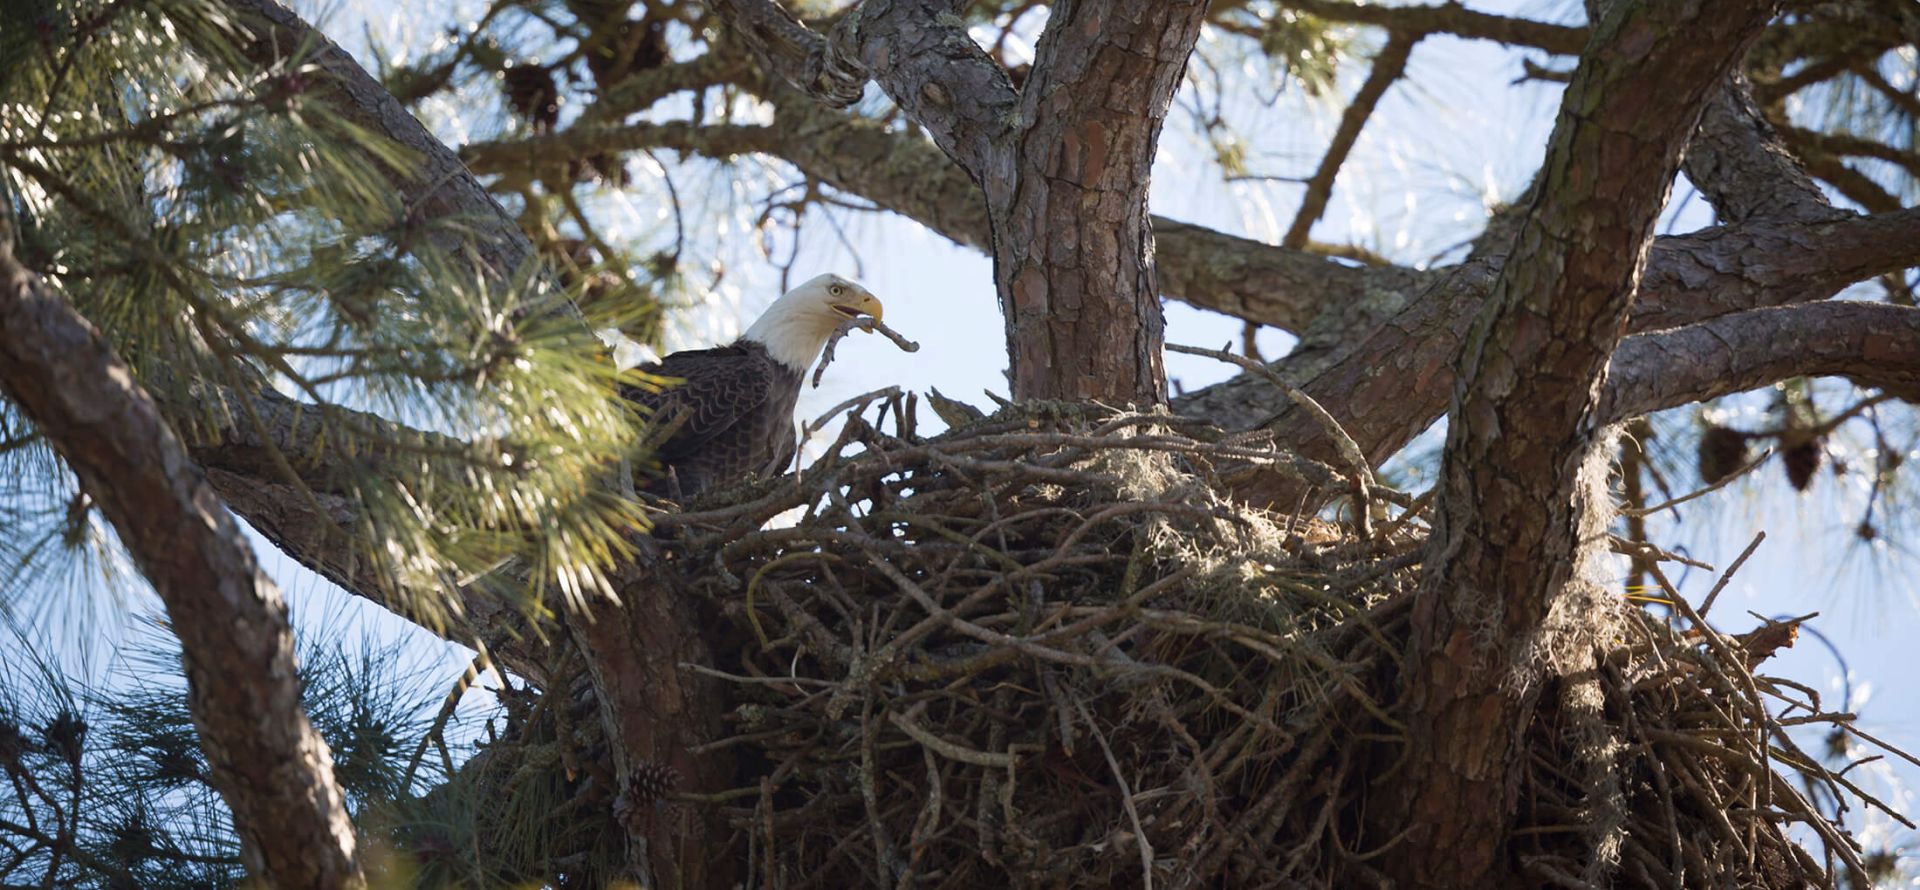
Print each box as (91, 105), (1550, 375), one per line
(620, 341), (801, 496)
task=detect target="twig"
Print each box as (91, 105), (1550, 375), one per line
(1608, 535), (1714, 571)
(402, 651), (487, 789)
(1281, 33), (1416, 249)
(1074, 696), (1154, 890)
(802, 386), (902, 439)
(811, 315), (920, 388)
(1167, 342), (1378, 536)
(1699, 531), (1765, 616)
(1621, 448), (1775, 517)
(888, 703), (1014, 768)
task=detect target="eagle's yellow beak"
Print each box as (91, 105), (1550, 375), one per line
(831, 290), (884, 325)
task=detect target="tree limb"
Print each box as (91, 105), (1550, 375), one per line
(461, 120), (778, 184)
(702, 0), (869, 107)
(1277, 0), (1587, 54)
(1682, 74), (1840, 224)
(1178, 205), (1920, 466)
(851, 0), (1023, 182)
(0, 221), (362, 889)
(1281, 32), (1417, 250)
(182, 382), (550, 680)
(1391, 0), (1780, 882)
(1601, 302), (1920, 420)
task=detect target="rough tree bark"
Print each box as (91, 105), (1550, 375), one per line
(1601, 301), (1920, 415)
(0, 220), (363, 889)
(984, 0), (1203, 404)
(68, 1), (1920, 886)
(715, 0), (1207, 404)
(1385, 0), (1779, 884)
(566, 562), (732, 889)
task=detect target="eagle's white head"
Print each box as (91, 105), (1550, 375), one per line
(742, 273), (885, 370)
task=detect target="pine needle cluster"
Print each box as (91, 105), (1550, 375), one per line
(1, 0), (664, 630)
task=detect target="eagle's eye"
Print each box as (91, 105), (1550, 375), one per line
(829, 284), (846, 296)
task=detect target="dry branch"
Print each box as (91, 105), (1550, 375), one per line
(811, 315), (921, 388)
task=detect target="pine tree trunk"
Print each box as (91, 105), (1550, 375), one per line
(1379, 1), (1779, 883)
(986, 0), (1200, 405)
(568, 570), (735, 888)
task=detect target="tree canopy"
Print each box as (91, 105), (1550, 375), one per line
(2, 0), (1918, 887)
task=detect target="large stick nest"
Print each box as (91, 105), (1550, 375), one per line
(399, 394), (1906, 888)
(613, 393), (1903, 889)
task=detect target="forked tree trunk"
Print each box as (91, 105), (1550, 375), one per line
(1380, 0), (1779, 884)
(832, 0), (1204, 408)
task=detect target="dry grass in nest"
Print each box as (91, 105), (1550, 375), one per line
(624, 392), (1910, 889)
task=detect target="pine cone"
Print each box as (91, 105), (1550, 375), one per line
(627, 759), (680, 802)
(612, 760), (682, 831)
(1696, 425), (1748, 484)
(1782, 436), (1822, 492)
(503, 65), (559, 132)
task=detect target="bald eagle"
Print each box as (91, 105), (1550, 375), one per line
(623, 274), (884, 498)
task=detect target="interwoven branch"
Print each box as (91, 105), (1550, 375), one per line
(611, 396), (1895, 888)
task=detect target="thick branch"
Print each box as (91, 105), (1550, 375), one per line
(1391, 0), (1779, 882)
(1602, 302), (1920, 419)
(1181, 206), (1920, 458)
(1682, 75), (1840, 224)
(1278, 0), (1587, 54)
(1627, 205), (1920, 330)
(852, 0), (1023, 183)
(0, 225), (362, 889)
(702, 0), (868, 107)
(706, 0), (1021, 176)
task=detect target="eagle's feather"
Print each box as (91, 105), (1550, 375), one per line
(622, 341), (803, 497)
(621, 274), (882, 499)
